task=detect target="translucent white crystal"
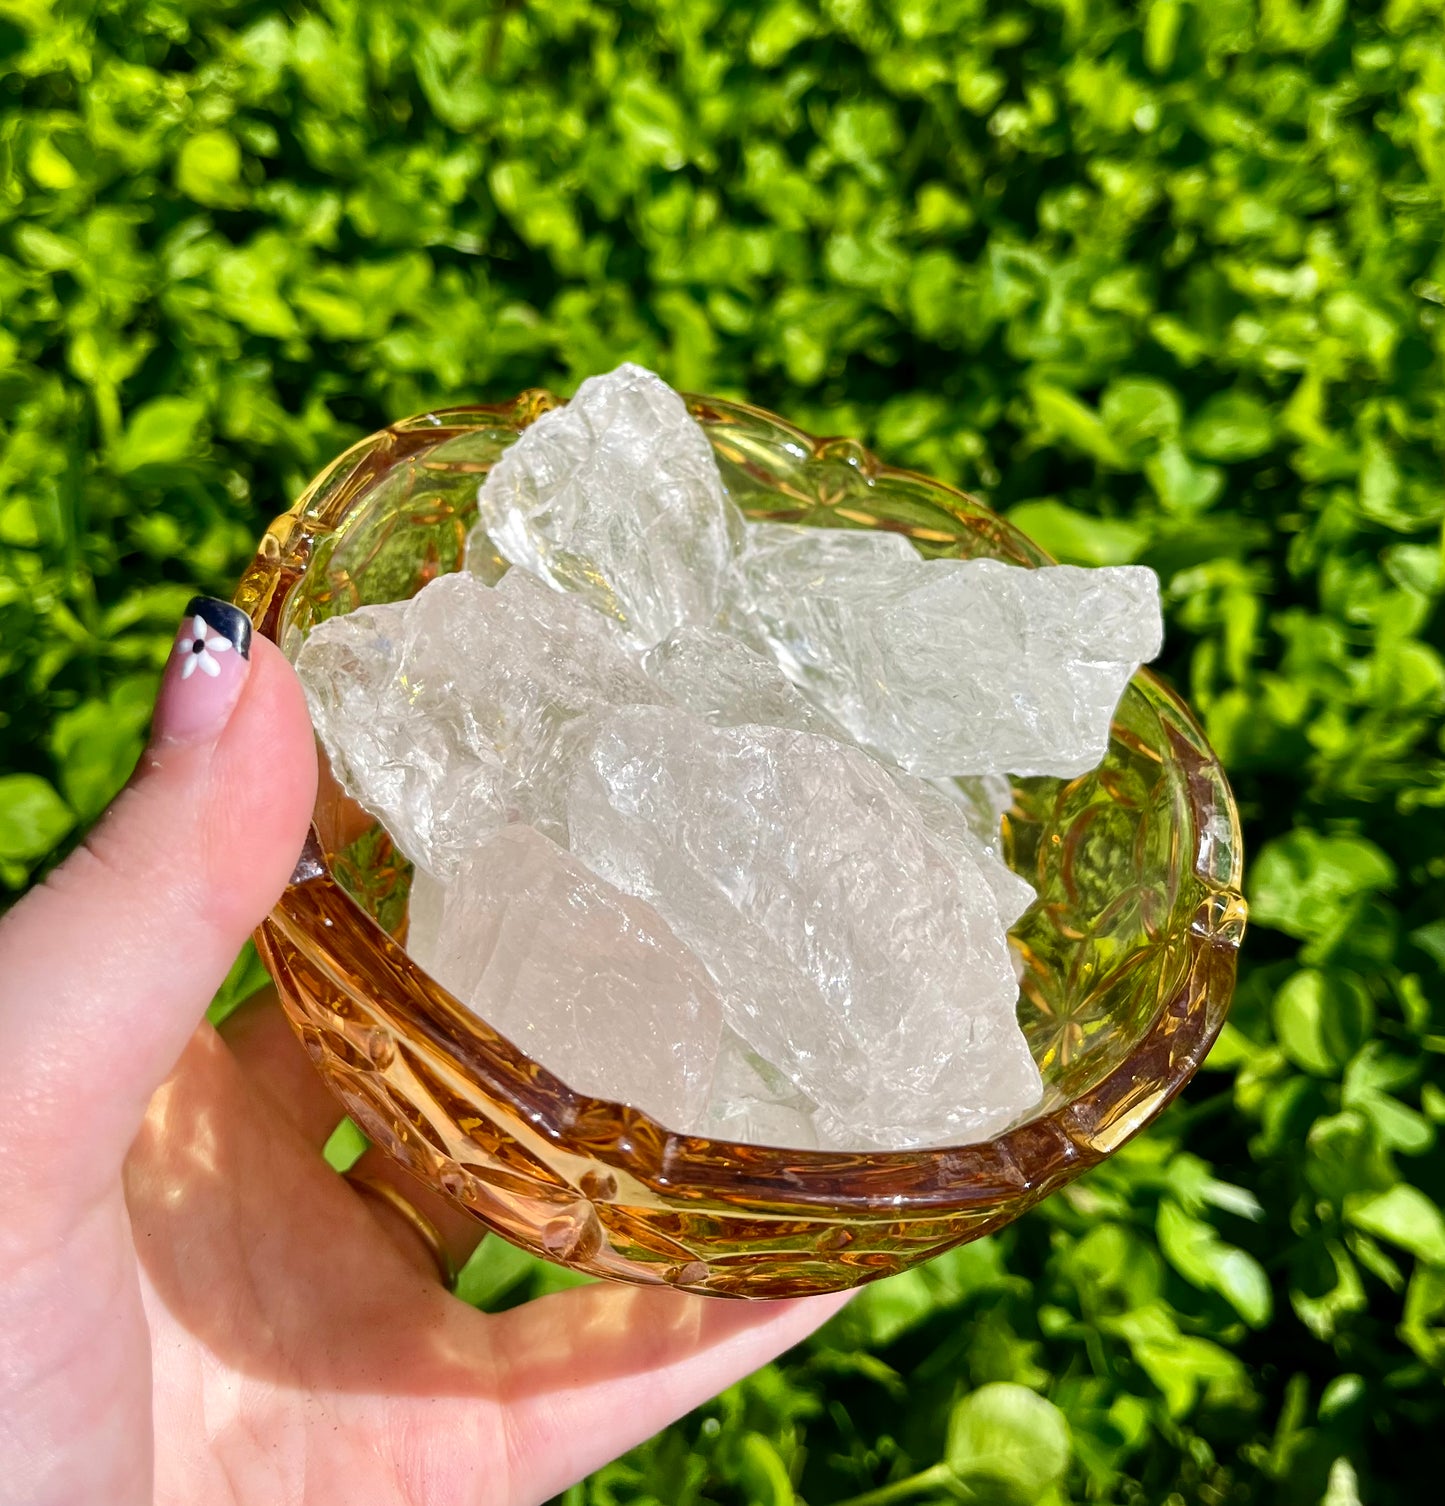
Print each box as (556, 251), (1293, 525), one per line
(897, 772), (1036, 929)
(468, 364), (744, 647)
(923, 774), (1016, 852)
(703, 1029), (820, 1149)
(643, 624), (836, 732)
(566, 705), (1042, 1148)
(975, 773), (1016, 828)
(295, 569), (663, 876)
(735, 522), (921, 600)
(739, 522), (1163, 778)
(645, 626), (1018, 872)
(407, 825), (722, 1131)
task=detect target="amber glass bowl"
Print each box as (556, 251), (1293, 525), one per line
(237, 391), (1245, 1300)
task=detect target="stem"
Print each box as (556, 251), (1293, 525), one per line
(831, 1463), (957, 1506)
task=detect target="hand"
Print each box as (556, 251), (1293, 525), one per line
(0, 598), (847, 1506)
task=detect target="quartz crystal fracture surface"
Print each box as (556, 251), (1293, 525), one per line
(739, 522), (1163, 778)
(407, 825), (722, 1129)
(930, 773), (1016, 852)
(643, 624), (837, 733)
(566, 705), (1042, 1148)
(644, 627), (1015, 859)
(468, 364), (744, 647)
(295, 568), (663, 876)
(899, 773), (1037, 928)
(705, 1029), (821, 1149)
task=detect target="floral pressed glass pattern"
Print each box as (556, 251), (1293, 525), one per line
(237, 391), (1245, 1300)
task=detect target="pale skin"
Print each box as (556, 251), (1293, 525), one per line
(0, 636), (846, 1506)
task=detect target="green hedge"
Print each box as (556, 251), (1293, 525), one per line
(3, 1), (1444, 1501)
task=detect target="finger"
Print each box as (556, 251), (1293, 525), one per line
(0, 599), (317, 1219)
(489, 1283), (852, 1503)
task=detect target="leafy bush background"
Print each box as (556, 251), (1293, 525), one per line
(3, 0), (1444, 1501)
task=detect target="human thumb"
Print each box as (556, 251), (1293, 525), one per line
(0, 597), (317, 1225)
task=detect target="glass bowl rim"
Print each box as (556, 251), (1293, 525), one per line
(240, 388), (1246, 1214)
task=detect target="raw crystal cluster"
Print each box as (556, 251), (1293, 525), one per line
(298, 364), (1164, 1150)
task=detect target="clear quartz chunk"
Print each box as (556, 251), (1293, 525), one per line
(295, 569), (663, 876)
(703, 1029), (820, 1149)
(566, 705), (1043, 1149)
(921, 773), (1015, 853)
(739, 522), (1163, 778)
(645, 627), (1014, 866)
(468, 364), (745, 647)
(896, 771), (1036, 929)
(407, 824), (723, 1131)
(643, 624), (837, 733)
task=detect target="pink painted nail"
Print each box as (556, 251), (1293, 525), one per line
(152, 597), (254, 746)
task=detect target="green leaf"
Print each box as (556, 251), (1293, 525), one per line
(1029, 383), (1131, 468)
(1105, 1303), (1252, 1416)
(1100, 375), (1181, 455)
(321, 1117), (370, 1172)
(1185, 391), (1276, 462)
(1248, 831), (1395, 953)
(29, 133), (79, 191)
(1346, 1185), (1445, 1266)
(176, 129), (246, 208)
(851, 1268), (953, 1347)
(48, 677), (152, 821)
(1412, 919), (1445, 971)
(612, 76), (690, 170)
(452, 1233), (538, 1311)
(749, 1), (818, 66)
(945, 1384), (1071, 1505)
(1305, 1110), (1396, 1202)
(113, 397), (208, 472)
(1401, 1265), (1445, 1367)
(210, 234), (303, 339)
(1290, 1238), (1367, 1341)
(1200, 1021), (1255, 1072)
(14, 222), (79, 270)
(737, 1433), (795, 1506)
(1320, 1457), (1363, 1506)
(1272, 969), (1374, 1075)
(0, 774), (74, 863)
(1145, 0), (1185, 71)
(1063, 1221), (1166, 1312)
(1157, 1200), (1273, 1326)
(1342, 1046), (1434, 1153)
(1006, 500), (1147, 565)
(1144, 440), (1225, 513)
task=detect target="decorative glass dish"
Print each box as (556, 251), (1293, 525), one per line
(237, 391), (1246, 1300)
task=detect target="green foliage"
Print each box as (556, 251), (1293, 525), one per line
(2, 0), (1444, 1502)
(203, 937), (273, 1027)
(320, 1115), (370, 1174)
(0, 772), (73, 885)
(944, 1383), (1071, 1504)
